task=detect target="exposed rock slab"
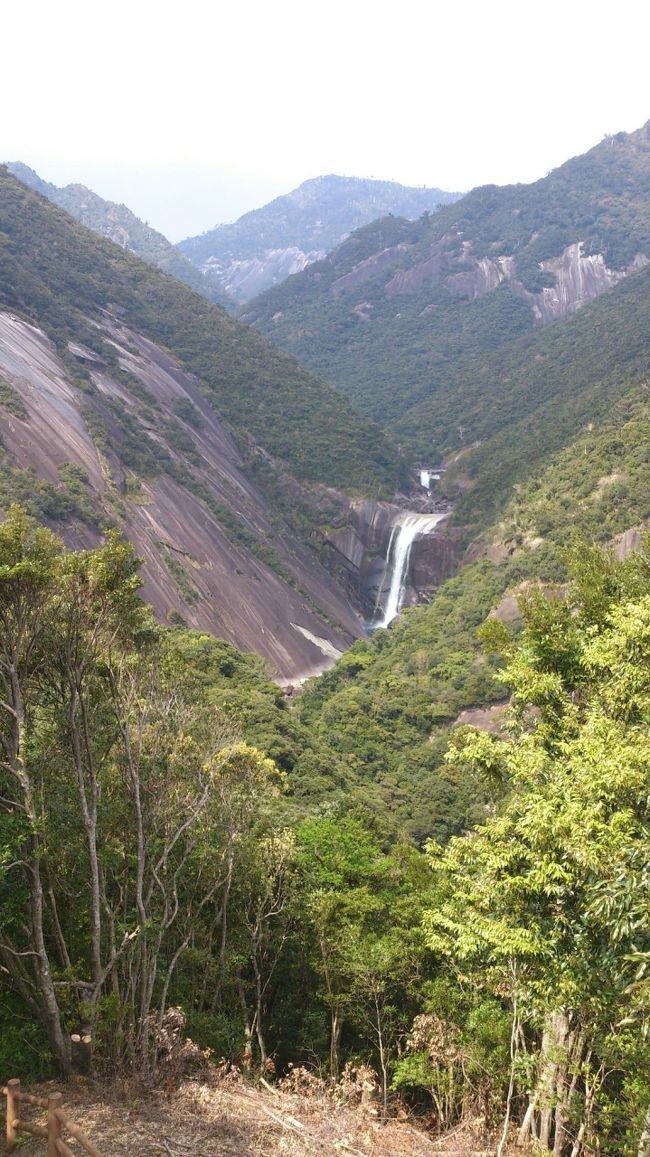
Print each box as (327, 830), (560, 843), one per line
(0, 312), (365, 680)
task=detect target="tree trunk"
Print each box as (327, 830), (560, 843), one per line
(498, 1001), (519, 1157)
(374, 995), (389, 1118)
(517, 1095), (539, 1146)
(520, 1011), (571, 1152)
(69, 688), (103, 990)
(638, 1103), (650, 1157)
(9, 670), (71, 1075)
(553, 1024), (580, 1157)
(237, 979), (254, 1070)
(330, 1007), (342, 1080)
(30, 854), (72, 1075)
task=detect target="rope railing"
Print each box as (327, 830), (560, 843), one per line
(3, 1079), (102, 1156)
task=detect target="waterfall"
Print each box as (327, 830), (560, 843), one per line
(372, 522), (398, 619)
(374, 511), (446, 628)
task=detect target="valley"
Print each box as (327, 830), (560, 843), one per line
(2, 119), (650, 1157)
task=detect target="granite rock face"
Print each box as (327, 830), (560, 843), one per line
(0, 311), (366, 681)
(202, 245), (326, 301)
(384, 236), (648, 323)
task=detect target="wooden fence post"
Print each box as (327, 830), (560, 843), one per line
(47, 1091), (63, 1157)
(6, 1079), (19, 1153)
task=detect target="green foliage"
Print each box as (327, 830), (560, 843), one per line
(0, 461), (102, 528)
(179, 174), (459, 301)
(7, 160), (231, 308)
(392, 983), (510, 1128)
(421, 540), (650, 1150)
(0, 376), (27, 418)
(171, 395), (204, 429)
(246, 123), (650, 543)
(299, 389), (650, 841)
(0, 994), (52, 1080)
(160, 545), (200, 606)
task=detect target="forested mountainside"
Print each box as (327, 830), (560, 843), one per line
(0, 167), (405, 675)
(7, 161), (231, 307)
(178, 174), (460, 300)
(244, 122), (650, 453)
(291, 217), (650, 838)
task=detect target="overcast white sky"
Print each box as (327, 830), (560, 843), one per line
(3, 0), (650, 240)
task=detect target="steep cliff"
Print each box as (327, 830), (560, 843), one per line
(0, 310), (370, 678)
(321, 499), (457, 618)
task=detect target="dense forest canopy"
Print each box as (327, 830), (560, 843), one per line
(6, 161), (232, 308)
(244, 122), (650, 485)
(2, 505), (650, 1152)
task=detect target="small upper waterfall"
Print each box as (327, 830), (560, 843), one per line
(374, 511), (447, 628)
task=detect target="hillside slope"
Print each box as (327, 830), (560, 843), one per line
(7, 162), (232, 308)
(0, 167), (400, 493)
(0, 168), (402, 677)
(244, 122), (650, 450)
(179, 174), (459, 300)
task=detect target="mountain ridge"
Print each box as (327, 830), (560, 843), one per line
(244, 121), (650, 454)
(6, 161), (232, 308)
(179, 173), (460, 300)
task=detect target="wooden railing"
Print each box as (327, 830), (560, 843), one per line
(3, 1079), (102, 1156)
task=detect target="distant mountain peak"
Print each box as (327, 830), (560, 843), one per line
(178, 174), (460, 301)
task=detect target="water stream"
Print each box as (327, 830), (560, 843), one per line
(374, 511), (447, 628)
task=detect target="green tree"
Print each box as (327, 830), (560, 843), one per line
(423, 548), (650, 1153)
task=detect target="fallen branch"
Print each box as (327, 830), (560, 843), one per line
(260, 1076), (281, 1097)
(256, 1102), (305, 1131)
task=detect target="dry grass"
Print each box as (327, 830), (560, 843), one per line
(4, 1071), (501, 1157)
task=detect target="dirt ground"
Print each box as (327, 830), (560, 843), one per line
(5, 1072), (494, 1157)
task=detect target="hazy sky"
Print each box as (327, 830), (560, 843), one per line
(4, 0), (650, 240)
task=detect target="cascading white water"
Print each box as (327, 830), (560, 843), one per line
(372, 522), (398, 620)
(374, 511), (446, 628)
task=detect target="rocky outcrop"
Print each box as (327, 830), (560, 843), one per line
(385, 248), (444, 295)
(411, 529), (458, 593)
(331, 245), (412, 295)
(179, 175), (460, 302)
(613, 525), (648, 561)
(203, 246), (325, 301)
(524, 245), (648, 323)
(384, 237), (648, 323)
(445, 255), (509, 299)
